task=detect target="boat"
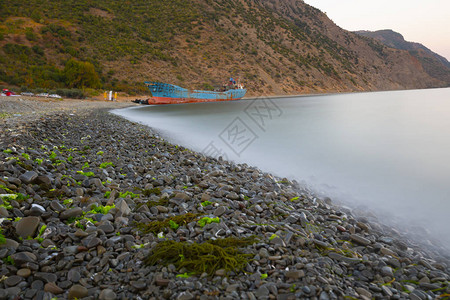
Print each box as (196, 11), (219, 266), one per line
(142, 78), (246, 105)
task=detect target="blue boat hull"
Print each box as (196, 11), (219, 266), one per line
(144, 82), (246, 104)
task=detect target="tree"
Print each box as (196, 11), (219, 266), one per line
(63, 59), (101, 89)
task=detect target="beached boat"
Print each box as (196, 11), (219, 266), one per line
(142, 78), (246, 105)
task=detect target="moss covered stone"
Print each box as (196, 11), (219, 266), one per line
(145, 237), (257, 276)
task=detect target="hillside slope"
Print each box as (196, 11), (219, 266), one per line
(355, 29), (450, 84)
(0, 0), (448, 96)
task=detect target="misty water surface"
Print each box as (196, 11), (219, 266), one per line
(113, 88), (450, 251)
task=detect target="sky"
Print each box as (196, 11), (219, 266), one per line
(303, 0), (450, 61)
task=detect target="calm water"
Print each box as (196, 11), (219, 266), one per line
(113, 88), (450, 250)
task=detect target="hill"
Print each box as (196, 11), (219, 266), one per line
(355, 29), (450, 84)
(0, 0), (449, 96)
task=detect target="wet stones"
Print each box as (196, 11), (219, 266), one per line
(68, 284), (88, 299)
(15, 216), (40, 238)
(1, 104), (449, 300)
(18, 171), (38, 184)
(11, 252), (37, 266)
(59, 207), (83, 220)
(350, 234), (371, 246)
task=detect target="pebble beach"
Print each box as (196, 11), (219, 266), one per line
(0, 97), (449, 300)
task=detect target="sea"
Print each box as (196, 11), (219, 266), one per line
(113, 87), (450, 252)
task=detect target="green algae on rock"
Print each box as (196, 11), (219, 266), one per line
(136, 213), (202, 235)
(145, 237), (258, 276)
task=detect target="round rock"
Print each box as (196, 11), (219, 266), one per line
(68, 284), (88, 300)
(99, 289), (117, 300)
(15, 216), (40, 238)
(17, 268), (32, 278)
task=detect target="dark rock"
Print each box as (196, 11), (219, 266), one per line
(35, 175), (52, 186)
(328, 252), (361, 265)
(19, 171), (38, 184)
(68, 284), (88, 300)
(34, 272), (57, 283)
(4, 275), (23, 287)
(44, 282), (64, 294)
(156, 278), (171, 287)
(16, 268), (32, 278)
(68, 269), (81, 283)
(131, 280), (146, 291)
(31, 280), (44, 290)
(177, 291), (194, 300)
(15, 216), (40, 238)
(99, 289), (117, 300)
(285, 270), (305, 279)
(11, 252), (37, 266)
(59, 207), (83, 220)
(213, 206), (226, 216)
(350, 234), (371, 246)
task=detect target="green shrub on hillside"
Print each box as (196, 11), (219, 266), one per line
(63, 59), (101, 89)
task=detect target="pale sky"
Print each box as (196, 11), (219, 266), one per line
(303, 0), (450, 61)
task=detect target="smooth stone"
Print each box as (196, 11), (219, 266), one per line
(31, 203), (46, 214)
(131, 280), (146, 291)
(380, 247), (397, 257)
(98, 224), (115, 234)
(88, 237), (102, 248)
(17, 268), (32, 278)
(174, 193), (190, 201)
(328, 252), (361, 265)
(24, 288), (37, 298)
(418, 283), (440, 290)
(99, 289), (117, 300)
(0, 238), (19, 249)
(50, 200), (65, 212)
(15, 216), (40, 238)
(34, 272), (57, 283)
(0, 289), (7, 299)
(35, 175), (51, 186)
(60, 207), (83, 220)
(19, 171), (38, 184)
(226, 192), (239, 200)
(319, 291), (330, 300)
(74, 229), (89, 238)
(270, 237), (286, 247)
(5, 287), (21, 298)
(381, 285), (393, 297)
(254, 205), (263, 213)
(68, 284), (88, 300)
(381, 266), (394, 277)
(156, 205), (168, 213)
(255, 285), (270, 298)
(6, 177), (21, 185)
(155, 278), (171, 287)
(68, 269), (81, 283)
(44, 282), (64, 294)
(285, 270), (305, 279)
(11, 252), (37, 265)
(215, 269), (226, 276)
(4, 275), (23, 287)
(350, 234), (371, 246)
(268, 256), (282, 261)
(177, 291), (194, 300)
(201, 193), (211, 202)
(213, 206), (226, 216)
(0, 248), (7, 258)
(355, 287), (372, 298)
(116, 199), (131, 216)
(0, 206), (9, 217)
(31, 280), (44, 290)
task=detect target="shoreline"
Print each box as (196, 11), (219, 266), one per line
(1, 97), (449, 299)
